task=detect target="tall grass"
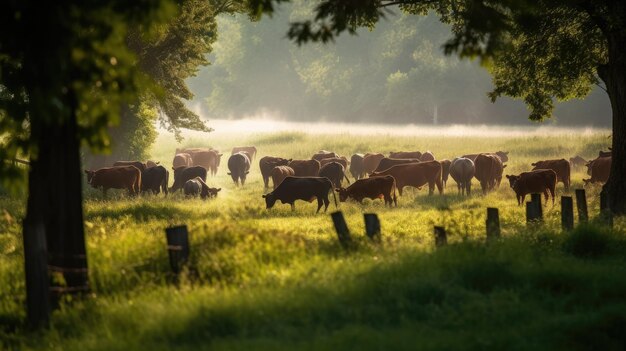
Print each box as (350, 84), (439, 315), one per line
(1, 128), (623, 350)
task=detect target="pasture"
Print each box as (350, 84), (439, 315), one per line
(1, 125), (625, 350)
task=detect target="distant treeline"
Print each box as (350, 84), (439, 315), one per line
(187, 1), (610, 126)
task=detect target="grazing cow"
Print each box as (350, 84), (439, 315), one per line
(531, 159), (571, 190)
(420, 151), (435, 162)
(371, 161), (443, 196)
(320, 156), (349, 169)
(85, 166), (142, 196)
(183, 177), (221, 199)
(440, 159), (451, 187)
(389, 151), (422, 160)
(262, 176), (337, 213)
(349, 154), (366, 180)
(336, 175), (397, 207)
(363, 153), (385, 175)
(312, 150), (339, 162)
(474, 154), (506, 195)
(113, 161), (146, 172)
(569, 156), (587, 169)
(271, 166), (295, 189)
(584, 156), (611, 185)
(227, 152), (251, 186)
(231, 146), (257, 161)
(260, 156), (291, 189)
(146, 160), (159, 168)
(372, 157), (420, 173)
(173, 153), (193, 169)
(462, 151), (509, 163)
(288, 159), (321, 176)
(319, 162), (350, 188)
(142, 165), (169, 195)
(170, 166), (207, 192)
(450, 157), (475, 196)
(506, 169), (557, 205)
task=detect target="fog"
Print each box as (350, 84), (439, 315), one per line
(186, 1), (611, 127)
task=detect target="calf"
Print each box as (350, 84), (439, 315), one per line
(288, 159), (321, 176)
(260, 156), (291, 189)
(262, 176), (337, 213)
(372, 157), (420, 173)
(531, 159), (570, 189)
(142, 165), (169, 195)
(270, 165), (295, 189)
(228, 152), (251, 186)
(183, 176), (221, 199)
(506, 169), (557, 205)
(349, 154), (366, 180)
(170, 166), (207, 192)
(319, 162), (350, 188)
(85, 166), (142, 196)
(371, 161), (443, 196)
(336, 175), (397, 207)
(450, 157), (474, 196)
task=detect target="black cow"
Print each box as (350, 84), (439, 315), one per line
(262, 176), (337, 213)
(142, 165), (169, 195)
(170, 166), (207, 192)
(228, 152), (251, 186)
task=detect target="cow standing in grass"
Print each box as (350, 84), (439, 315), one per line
(85, 166), (142, 196)
(450, 157), (475, 196)
(336, 175), (397, 207)
(531, 159), (571, 190)
(260, 156), (291, 189)
(171, 166), (207, 192)
(349, 153), (366, 180)
(228, 152), (251, 186)
(262, 176), (337, 213)
(506, 169), (557, 205)
(371, 161), (443, 196)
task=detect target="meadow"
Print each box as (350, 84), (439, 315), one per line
(1, 124), (625, 350)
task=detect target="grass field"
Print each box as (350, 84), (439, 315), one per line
(2, 124), (625, 350)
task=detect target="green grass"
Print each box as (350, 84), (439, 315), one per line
(1, 127), (625, 350)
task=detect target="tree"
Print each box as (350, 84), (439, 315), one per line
(251, 0), (626, 213)
(0, 0), (174, 326)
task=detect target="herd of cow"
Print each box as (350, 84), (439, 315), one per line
(83, 146), (612, 213)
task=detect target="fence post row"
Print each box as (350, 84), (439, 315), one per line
(575, 189), (588, 222)
(165, 225), (190, 274)
(561, 196), (574, 231)
(331, 211), (352, 249)
(364, 213), (381, 242)
(486, 207), (500, 241)
(434, 226), (447, 247)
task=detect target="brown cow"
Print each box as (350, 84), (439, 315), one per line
(349, 154), (366, 180)
(312, 150), (339, 162)
(389, 151), (422, 159)
(288, 159), (321, 176)
(531, 159), (571, 190)
(506, 169), (557, 205)
(113, 161), (146, 172)
(462, 151), (509, 163)
(320, 156), (349, 169)
(232, 146), (257, 161)
(270, 165), (295, 189)
(85, 166), (142, 196)
(319, 162), (350, 188)
(569, 156), (587, 169)
(336, 175), (397, 207)
(262, 176), (337, 213)
(206, 150), (223, 176)
(260, 156), (291, 189)
(371, 161), (443, 196)
(173, 153), (192, 169)
(474, 154), (506, 195)
(363, 153), (385, 175)
(420, 151), (435, 162)
(372, 157), (420, 173)
(440, 159), (451, 187)
(191, 150), (215, 171)
(584, 156), (611, 185)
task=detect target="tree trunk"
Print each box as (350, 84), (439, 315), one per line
(23, 93), (89, 321)
(599, 32), (626, 214)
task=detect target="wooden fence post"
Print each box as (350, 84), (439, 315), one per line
(486, 208), (500, 241)
(434, 226), (447, 247)
(575, 189), (588, 222)
(165, 225), (190, 274)
(561, 196), (574, 231)
(526, 202), (541, 223)
(364, 213), (381, 242)
(530, 193), (543, 220)
(331, 211), (352, 249)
